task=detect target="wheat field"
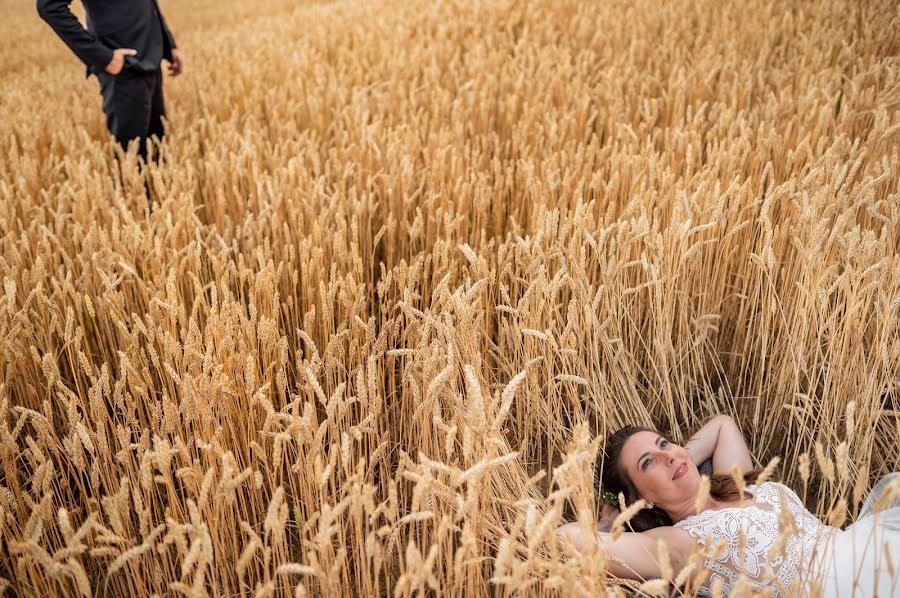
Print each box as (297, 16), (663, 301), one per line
(1, 0), (899, 595)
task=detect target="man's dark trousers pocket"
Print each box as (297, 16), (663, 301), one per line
(98, 68), (165, 159)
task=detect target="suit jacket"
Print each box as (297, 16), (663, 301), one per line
(37, 0), (177, 76)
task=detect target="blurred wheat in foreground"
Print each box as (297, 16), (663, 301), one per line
(1, 0), (899, 595)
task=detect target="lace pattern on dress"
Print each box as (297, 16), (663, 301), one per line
(673, 482), (834, 598)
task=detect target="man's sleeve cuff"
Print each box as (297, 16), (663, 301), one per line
(89, 46), (114, 74)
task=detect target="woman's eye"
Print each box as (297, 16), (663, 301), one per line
(641, 459), (651, 471)
(660, 440), (669, 448)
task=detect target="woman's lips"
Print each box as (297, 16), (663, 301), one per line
(673, 462), (688, 480)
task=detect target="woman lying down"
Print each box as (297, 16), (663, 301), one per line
(557, 415), (900, 597)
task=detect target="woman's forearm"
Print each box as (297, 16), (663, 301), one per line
(558, 526), (685, 581)
(684, 415), (726, 465)
(685, 414), (754, 475)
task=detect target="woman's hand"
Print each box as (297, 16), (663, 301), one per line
(684, 414), (754, 476)
(598, 504), (620, 532)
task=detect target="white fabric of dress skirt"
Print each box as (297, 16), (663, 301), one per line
(814, 473), (900, 597)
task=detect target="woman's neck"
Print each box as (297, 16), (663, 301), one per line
(666, 491), (755, 523)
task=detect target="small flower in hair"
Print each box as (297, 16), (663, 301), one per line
(599, 487), (619, 507)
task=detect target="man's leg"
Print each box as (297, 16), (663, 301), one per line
(147, 69), (166, 149)
(98, 71), (153, 159)
(143, 70), (166, 205)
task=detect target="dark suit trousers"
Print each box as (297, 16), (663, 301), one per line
(97, 68), (165, 158)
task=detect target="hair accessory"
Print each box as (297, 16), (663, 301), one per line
(599, 487), (619, 508)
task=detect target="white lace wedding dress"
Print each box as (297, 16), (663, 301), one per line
(673, 475), (900, 597)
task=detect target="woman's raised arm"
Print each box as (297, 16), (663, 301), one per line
(684, 414), (754, 475)
(557, 524), (691, 581)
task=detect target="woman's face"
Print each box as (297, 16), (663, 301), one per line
(619, 430), (699, 508)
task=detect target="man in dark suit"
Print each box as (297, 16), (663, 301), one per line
(37, 0), (183, 159)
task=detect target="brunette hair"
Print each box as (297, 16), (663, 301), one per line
(599, 425), (762, 532)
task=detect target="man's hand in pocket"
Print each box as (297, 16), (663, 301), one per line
(106, 48), (138, 75)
